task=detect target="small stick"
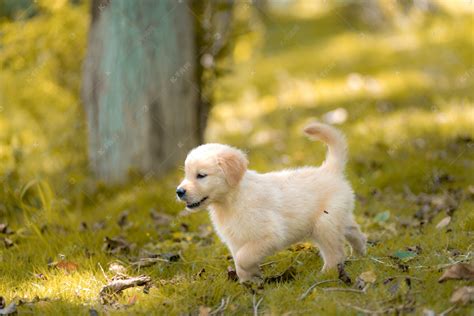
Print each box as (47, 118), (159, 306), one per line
(98, 262), (109, 282)
(100, 275), (152, 304)
(252, 295), (263, 316)
(323, 287), (365, 293)
(439, 305), (456, 316)
(369, 256), (398, 268)
(342, 303), (389, 314)
(299, 279), (339, 300)
(131, 257), (169, 268)
(210, 297), (230, 315)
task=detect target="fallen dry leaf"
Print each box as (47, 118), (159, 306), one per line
(355, 270), (376, 290)
(3, 237), (14, 249)
(359, 270), (377, 283)
(337, 263), (352, 286)
(160, 253), (180, 262)
(435, 216), (451, 229)
(150, 208), (173, 226)
(227, 266), (238, 282)
(131, 252), (179, 269)
(52, 260), (79, 273)
(0, 223), (14, 235)
(198, 306), (211, 316)
(450, 286), (474, 305)
(439, 263), (474, 283)
(103, 236), (133, 254)
(413, 190), (461, 221)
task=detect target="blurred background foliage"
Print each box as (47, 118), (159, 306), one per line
(0, 0), (89, 218)
(0, 0), (472, 221)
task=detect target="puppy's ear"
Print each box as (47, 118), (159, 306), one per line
(217, 149), (248, 187)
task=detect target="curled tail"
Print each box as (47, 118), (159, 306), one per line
(303, 122), (347, 173)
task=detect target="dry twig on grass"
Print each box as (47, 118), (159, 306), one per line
(252, 295), (263, 316)
(299, 279), (340, 300)
(99, 275), (152, 304)
(210, 297), (230, 315)
(131, 257), (169, 269)
(323, 287), (366, 294)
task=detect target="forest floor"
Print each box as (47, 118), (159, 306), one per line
(1, 3), (473, 315)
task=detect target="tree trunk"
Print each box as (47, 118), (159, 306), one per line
(82, 0), (205, 183)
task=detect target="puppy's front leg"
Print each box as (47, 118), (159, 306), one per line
(235, 242), (273, 283)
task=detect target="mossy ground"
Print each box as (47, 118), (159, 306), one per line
(1, 2), (473, 315)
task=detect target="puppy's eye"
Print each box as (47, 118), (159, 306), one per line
(196, 173), (207, 179)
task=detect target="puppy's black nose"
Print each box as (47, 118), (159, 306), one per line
(176, 188), (186, 199)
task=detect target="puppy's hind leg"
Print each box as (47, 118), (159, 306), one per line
(344, 220), (367, 256)
(312, 217), (346, 272)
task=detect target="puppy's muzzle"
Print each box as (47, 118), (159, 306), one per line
(176, 187), (186, 200)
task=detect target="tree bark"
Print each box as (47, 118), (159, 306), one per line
(82, 0), (205, 183)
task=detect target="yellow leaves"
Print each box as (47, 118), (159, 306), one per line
(233, 33), (260, 63)
(0, 1), (88, 182)
(233, 39), (252, 63)
(37, 0), (68, 12)
(359, 270), (377, 284)
(171, 231), (194, 242)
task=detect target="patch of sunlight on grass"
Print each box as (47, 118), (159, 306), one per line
(352, 100), (474, 146)
(270, 0), (330, 19)
(437, 0), (474, 14)
(207, 68), (435, 141)
(11, 271), (104, 304)
(305, 69), (431, 108)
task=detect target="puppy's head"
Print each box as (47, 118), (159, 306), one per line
(176, 144), (248, 209)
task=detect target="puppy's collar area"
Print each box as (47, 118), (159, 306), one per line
(186, 196), (209, 209)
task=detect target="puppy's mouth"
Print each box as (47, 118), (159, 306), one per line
(186, 196), (209, 209)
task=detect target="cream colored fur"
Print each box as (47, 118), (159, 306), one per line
(177, 122), (366, 282)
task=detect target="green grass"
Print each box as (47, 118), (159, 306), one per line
(1, 3), (473, 315)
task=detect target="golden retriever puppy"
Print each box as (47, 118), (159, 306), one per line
(177, 122), (366, 282)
